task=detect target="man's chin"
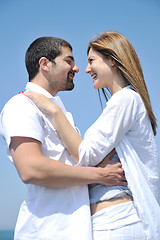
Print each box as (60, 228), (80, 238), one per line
(60, 84), (74, 92)
(65, 87), (74, 91)
(66, 82), (75, 91)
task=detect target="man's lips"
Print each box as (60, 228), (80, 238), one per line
(68, 72), (75, 79)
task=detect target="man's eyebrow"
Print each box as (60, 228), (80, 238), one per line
(64, 56), (74, 61)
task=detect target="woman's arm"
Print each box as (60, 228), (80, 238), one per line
(23, 91), (82, 162)
(23, 90), (135, 168)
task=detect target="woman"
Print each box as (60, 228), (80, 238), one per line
(23, 32), (160, 239)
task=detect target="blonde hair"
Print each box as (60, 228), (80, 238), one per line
(88, 31), (157, 135)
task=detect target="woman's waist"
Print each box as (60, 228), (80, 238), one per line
(90, 194), (133, 215)
(89, 184), (132, 204)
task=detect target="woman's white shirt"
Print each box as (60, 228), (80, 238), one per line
(78, 86), (160, 240)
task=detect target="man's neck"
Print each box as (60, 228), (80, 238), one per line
(30, 78), (57, 97)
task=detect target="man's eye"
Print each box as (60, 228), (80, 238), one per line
(66, 60), (71, 64)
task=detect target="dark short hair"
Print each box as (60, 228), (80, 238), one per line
(25, 37), (72, 81)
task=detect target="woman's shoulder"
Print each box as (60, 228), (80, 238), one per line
(104, 86), (145, 117)
(109, 86), (142, 105)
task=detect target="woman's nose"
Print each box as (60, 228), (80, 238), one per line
(85, 64), (91, 73)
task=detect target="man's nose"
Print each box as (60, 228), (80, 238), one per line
(73, 64), (79, 73)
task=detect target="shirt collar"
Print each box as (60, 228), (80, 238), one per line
(125, 85), (133, 90)
(25, 82), (66, 112)
(26, 82), (56, 99)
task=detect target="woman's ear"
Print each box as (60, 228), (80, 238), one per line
(111, 58), (116, 67)
(39, 57), (50, 72)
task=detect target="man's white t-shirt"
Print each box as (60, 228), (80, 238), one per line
(0, 82), (92, 240)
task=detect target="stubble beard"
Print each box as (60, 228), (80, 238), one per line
(57, 72), (75, 93)
(65, 74), (74, 91)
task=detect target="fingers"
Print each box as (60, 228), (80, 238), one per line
(120, 181), (128, 186)
(19, 91), (37, 102)
(116, 170), (128, 186)
(20, 91), (60, 117)
(21, 91), (41, 101)
(117, 166), (127, 184)
(98, 161), (128, 186)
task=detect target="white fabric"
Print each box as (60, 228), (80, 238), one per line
(0, 82), (92, 240)
(78, 86), (160, 240)
(92, 201), (147, 240)
(92, 201), (141, 231)
(93, 222), (146, 240)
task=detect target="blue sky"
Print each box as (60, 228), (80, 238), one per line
(0, 0), (159, 230)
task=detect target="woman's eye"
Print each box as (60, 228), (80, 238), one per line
(89, 59), (93, 64)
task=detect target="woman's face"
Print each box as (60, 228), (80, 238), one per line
(85, 48), (114, 90)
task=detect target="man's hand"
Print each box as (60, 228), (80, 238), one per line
(97, 149), (127, 186)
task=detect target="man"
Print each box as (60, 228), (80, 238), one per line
(0, 37), (125, 240)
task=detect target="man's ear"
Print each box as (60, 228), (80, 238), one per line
(39, 57), (50, 72)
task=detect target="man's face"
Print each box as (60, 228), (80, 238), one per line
(48, 47), (79, 95)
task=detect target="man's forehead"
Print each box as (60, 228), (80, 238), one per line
(60, 47), (74, 59)
(53, 47), (75, 63)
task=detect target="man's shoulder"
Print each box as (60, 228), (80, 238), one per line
(2, 94), (36, 114)
(0, 93), (45, 147)
(0, 93), (43, 127)
(4, 93), (29, 106)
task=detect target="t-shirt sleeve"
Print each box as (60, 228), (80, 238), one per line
(1, 94), (45, 148)
(78, 89), (140, 166)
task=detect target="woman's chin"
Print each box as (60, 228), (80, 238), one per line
(93, 82), (99, 89)
(93, 84), (101, 90)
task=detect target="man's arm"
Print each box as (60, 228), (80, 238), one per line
(10, 136), (126, 188)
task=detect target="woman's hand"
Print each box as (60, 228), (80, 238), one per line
(21, 91), (82, 162)
(22, 91), (60, 117)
